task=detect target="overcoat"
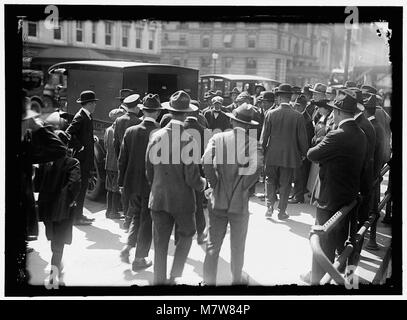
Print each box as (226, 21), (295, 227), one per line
(113, 111), (141, 157)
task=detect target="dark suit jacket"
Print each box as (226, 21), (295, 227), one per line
(204, 109), (231, 131)
(113, 111), (141, 157)
(146, 121), (206, 218)
(202, 128), (263, 215)
(302, 110), (315, 147)
(355, 113), (376, 194)
(375, 107), (391, 163)
(65, 109), (94, 175)
(307, 120), (367, 212)
(370, 117), (386, 178)
(260, 103), (309, 168)
(184, 116), (206, 157)
(118, 119), (160, 199)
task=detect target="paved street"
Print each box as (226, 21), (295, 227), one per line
(27, 179), (391, 288)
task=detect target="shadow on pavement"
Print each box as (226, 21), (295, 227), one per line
(26, 250), (49, 286)
(123, 269), (154, 285)
(266, 217), (312, 240)
(76, 225), (124, 250)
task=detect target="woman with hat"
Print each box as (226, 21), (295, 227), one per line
(146, 90), (206, 285)
(202, 103), (263, 285)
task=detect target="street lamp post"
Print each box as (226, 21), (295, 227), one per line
(212, 52), (218, 74)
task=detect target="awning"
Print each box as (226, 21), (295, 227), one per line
(35, 46), (111, 60)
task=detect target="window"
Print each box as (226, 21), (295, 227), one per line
(92, 22), (97, 43)
(248, 34), (256, 48)
(105, 22), (112, 45)
(223, 57), (233, 69)
(223, 34), (233, 48)
(54, 21), (62, 40)
(202, 35), (210, 48)
(28, 22), (37, 37)
(275, 59), (281, 80)
(135, 28), (142, 48)
(277, 34), (282, 49)
(163, 33), (168, 41)
(122, 24), (130, 47)
(179, 34), (187, 46)
(149, 30), (155, 50)
(76, 21), (83, 42)
(172, 57), (181, 66)
(320, 42), (328, 62)
(179, 22), (188, 29)
(200, 57), (211, 68)
(246, 58), (257, 74)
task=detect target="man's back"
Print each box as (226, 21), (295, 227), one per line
(114, 112), (141, 157)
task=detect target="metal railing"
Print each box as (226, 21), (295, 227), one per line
(309, 163), (391, 285)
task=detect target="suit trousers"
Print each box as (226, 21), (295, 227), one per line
(121, 192), (131, 219)
(311, 207), (353, 284)
(203, 209), (249, 285)
(151, 210), (194, 285)
(265, 165), (294, 213)
(73, 174), (89, 220)
(292, 159), (311, 201)
(126, 196), (152, 258)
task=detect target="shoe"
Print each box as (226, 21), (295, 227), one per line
(167, 276), (178, 285)
(197, 233), (208, 245)
(265, 206), (273, 218)
(278, 212), (289, 220)
(119, 249), (130, 264)
(132, 258), (152, 271)
(288, 198), (304, 204)
(80, 215), (95, 222)
(73, 218), (92, 226)
(27, 235), (38, 241)
(105, 210), (112, 219)
(109, 212), (125, 220)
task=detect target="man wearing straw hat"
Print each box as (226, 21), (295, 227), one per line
(146, 90), (206, 285)
(65, 90), (99, 226)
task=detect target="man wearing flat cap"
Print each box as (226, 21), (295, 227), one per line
(65, 90), (99, 225)
(119, 93), (163, 271)
(146, 90), (206, 285)
(305, 89), (367, 284)
(204, 96), (231, 131)
(260, 83), (309, 220)
(113, 93), (142, 229)
(202, 103), (263, 285)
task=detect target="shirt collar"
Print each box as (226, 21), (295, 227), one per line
(120, 104), (128, 112)
(338, 118), (354, 128)
(143, 116), (156, 123)
(368, 115), (376, 121)
(354, 112), (363, 119)
(186, 116), (198, 121)
(170, 119), (184, 126)
(81, 107), (91, 119)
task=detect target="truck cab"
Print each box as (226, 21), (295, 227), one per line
(47, 60), (199, 201)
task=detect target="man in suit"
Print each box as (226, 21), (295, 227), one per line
(260, 84), (309, 220)
(146, 90), (206, 285)
(308, 83), (328, 126)
(65, 90), (98, 226)
(289, 94), (314, 204)
(114, 94), (142, 230)
(118, 94), (162, 271)
(364, 94), (386, 218)
(202, 103), (263, 285)
(306, 89), (367, 284)
(184, 110), (208, 245)
(225, 87), (241, 112)
(204, 96), (231, 131)
(352, 88), (376, 228)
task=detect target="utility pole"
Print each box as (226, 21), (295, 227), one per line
(343, 29), (352, 82)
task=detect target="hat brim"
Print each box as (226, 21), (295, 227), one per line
(275, 90), (293, 95)
(76, 98), (99, 103)
(139, 104), (163, 111)
(225, 112), (259, 126)
(356, 103), (365, 112)
(23, 109), (40, 120)
(309, 89), (326, 94)
(161, 102), (198, 113)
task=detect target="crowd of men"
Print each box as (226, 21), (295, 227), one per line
(20, 77), (392, 286)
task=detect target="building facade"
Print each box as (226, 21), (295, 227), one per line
(160, 21), (334, 87)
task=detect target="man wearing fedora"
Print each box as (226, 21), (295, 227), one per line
(65, 90), (99, 226)
(146, 90), (206, 285)
(113, 94), (142, 230)
(118, 93), (162, 271)
(307, 82), (328, 126)
(202, 103), (263, 285)
(305, 89), (367, 284)
(225, 87), (241, 113)
(204, 96), (231, 131)
(253, 83), (266, 106)
(260, 83), (309, 220)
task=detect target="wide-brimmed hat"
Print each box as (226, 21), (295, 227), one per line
(76, 90), (99, 104)
(328, 89), (357, 114)
(315, 100), (333, 111)
(190, 99), (200, 109)
(254, 83), (266, 90)
(309, 83), (327, 94)
(109, 108), (126, 120)
(140, 93), (162, 111)
(212, 96), (224, 105)
(123, 94), (142, 109)
(363, 94), (377, 111)
(225, 103), (259, 126)
(302, 84), (312, 95)
(230, 87), (241, 95)
(116, 89), (134, 100)
(161, 90), (198, 113)
(326, 87), (337, 95)
(275, 83), (293, 95)
(345, 81), (357, 88)
(235, 91), (252, 102)
(349, 87), (365, 111)
(361, 85), (377, 96)
(258, 91), (275, 102)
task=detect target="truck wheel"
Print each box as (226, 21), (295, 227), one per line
(86, 159), (105, 201)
